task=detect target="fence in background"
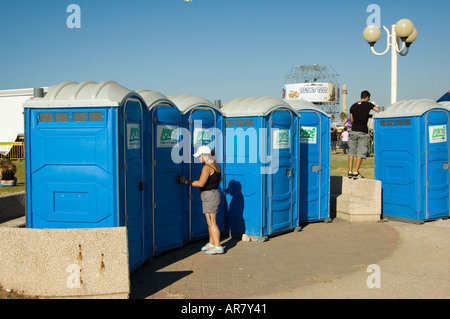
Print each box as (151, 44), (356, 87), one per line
(0, 140), (24, 160)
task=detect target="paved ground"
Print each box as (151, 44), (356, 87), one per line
(130, 218), (450, 299)
(2, 216), (448, 299)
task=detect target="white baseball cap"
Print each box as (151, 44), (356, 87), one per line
(193, 145), (212, 158)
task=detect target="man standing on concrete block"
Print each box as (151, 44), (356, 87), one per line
(348, 90), (379, 179)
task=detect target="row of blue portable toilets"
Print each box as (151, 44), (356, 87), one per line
(23, 80), (330, 272)
(23, 81), (450, 272)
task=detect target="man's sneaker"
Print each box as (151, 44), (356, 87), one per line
(353, 172), (364, 180)
(201, 243), (214, 251)
(348, 172), (353, 179)
(205, 246), (224, 255)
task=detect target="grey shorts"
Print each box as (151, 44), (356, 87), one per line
(200, 189), (221, 214)
(348, 131), (369, 159)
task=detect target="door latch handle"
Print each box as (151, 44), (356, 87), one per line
(443, 163), (449, 170)
(286, 169), (293, 177)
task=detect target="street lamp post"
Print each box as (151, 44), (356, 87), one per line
(363, 19), (418, 104)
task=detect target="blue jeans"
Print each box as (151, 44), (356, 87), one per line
(331, 141), (337, 151)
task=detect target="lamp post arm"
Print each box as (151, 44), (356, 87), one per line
(398, 46), (410, 57)
(370, 25), (392, 56)
(393, 35), (407, 54)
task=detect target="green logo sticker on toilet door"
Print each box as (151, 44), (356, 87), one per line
(299, 126), (317, 144)
(127, 124), (141, 149)
(273, 129), (290, 149)
(429, 125), (447, 144)
(157, 125), (180, 148)
(193, 128), (213, 146)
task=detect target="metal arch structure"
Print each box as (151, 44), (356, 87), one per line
(284, 64), (341, 117)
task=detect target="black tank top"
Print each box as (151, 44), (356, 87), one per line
(200, 165), (221, 193)
(1, 170), (15, 181)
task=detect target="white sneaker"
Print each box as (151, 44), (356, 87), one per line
(205, 246), (224, 255)
(353, 172), (364, 180)
(201, 243), (214, 251)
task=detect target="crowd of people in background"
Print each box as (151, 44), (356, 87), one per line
(330, 127), (353, 155)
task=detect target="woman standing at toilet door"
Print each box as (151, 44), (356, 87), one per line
(179, 146), (223, 255)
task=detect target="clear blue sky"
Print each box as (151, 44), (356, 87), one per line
(1, 0), (449, 109)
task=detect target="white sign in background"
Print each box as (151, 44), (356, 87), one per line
(284, 83), (338, 103)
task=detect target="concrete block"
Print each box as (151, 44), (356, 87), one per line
(331, 176), (381, 222)
(0, 227), (130, 299)
(0, 192), (25, 223)
(337, 211), (381, 223)
(336, 195), (381, 222)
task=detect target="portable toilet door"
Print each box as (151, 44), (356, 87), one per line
(423, 107), (450, 220)
(24, 81), (148, 272)
(221, 97), (299, 239)
(268, 107), (298, 234)
(286, 100), (331, 223)
(123, 96), (147, 270)
(137, 90), (184, 255)
(374, 99), (450, 223)
(168, 95), (225, 242)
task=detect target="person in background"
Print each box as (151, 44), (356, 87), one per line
(348, 90), (379, 179)
(179, 146), (223, 255)
(0, 158), (17, 187)
(341, 127), (349, 154)
(330, 128), (338, 154)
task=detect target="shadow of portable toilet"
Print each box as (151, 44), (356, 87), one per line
(374, 99), (450, 223)
(24, 80), (149, 272)
(221, 97), (300, 241)
(168, 95), (225, 243)
(286, 99), (331, 223)
(136, 90), (184, 255)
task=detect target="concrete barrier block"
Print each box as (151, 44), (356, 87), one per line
(0, 192), (25, 223)
(336, 195), (381, 222)
(348, 179), (382, 198)
(331, 176), (381, 222)
(337, 210), (381, 223)
(0, 227), (130, 299)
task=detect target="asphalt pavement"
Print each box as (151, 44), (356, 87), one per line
(130, 217), (450, 299)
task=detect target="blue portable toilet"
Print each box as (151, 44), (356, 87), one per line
(286, 100), (331, 223)
(374, 99), (450, 223)
(136, 90), (184, 255)
(24, 80), (149, 272)
(221, 97), (300, 240)
(168, 95), (225, 242)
